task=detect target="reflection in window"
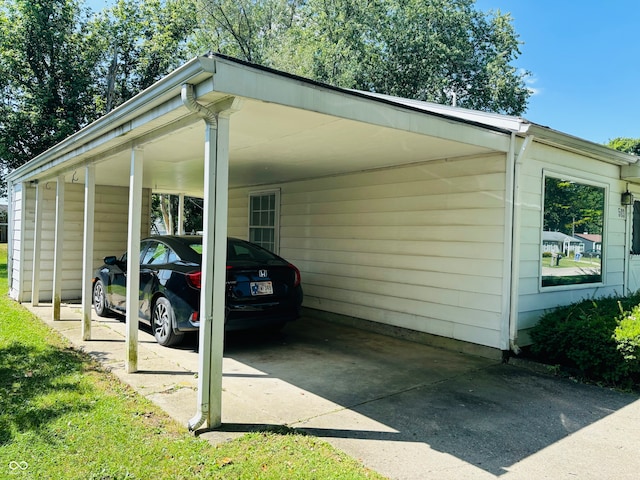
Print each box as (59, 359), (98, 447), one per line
(542, 176), (604, 287)
(632, 201), (640, 255)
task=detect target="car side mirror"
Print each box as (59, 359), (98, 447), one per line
(104, 256), (118, 265)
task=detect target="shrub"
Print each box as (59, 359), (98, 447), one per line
(529, 293), (640, 388)
(614, 307), (640, 383)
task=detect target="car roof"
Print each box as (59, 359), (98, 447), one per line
(141, 235), (270, 262)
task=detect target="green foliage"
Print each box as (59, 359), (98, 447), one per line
(90, 0), (198, 114)
(543, 176), (604, 236)
(530, 293), (640, 388)
(0, 0), (102, 196)
(195, 0), (301, 65)
(2, 0), (531, 194)
(607, 137), (640, 155)
(196, 0), (531, 115)
(614, 307), (640, 368)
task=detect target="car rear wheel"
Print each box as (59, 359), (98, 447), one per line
(93, 279), (110, 317)
(152, 296), (184, 346)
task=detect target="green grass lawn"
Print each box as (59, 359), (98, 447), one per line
(0, 244), (384, 479)
(541, 254), (601, 269)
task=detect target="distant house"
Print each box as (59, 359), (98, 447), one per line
(542, 231), (585, 255)
(574, 233), (602, 252)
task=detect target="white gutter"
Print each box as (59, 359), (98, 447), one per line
(6, 56), (214, 184)
(525, 124), (637, 166)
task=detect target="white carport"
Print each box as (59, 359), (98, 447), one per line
(7, 53), (638, 430)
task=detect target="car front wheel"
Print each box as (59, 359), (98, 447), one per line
(152, 296), (184, 346)
(93, 279), (110, 317)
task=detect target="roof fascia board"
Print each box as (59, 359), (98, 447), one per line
(8, 57), (211, 183)
(208, 55), (512, 153)
(525, 124), (638, 166)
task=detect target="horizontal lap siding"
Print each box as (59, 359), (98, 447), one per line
(9, 186), (23, 300)
(21, 184), (150, 302)
(229, 155), (508, 348)
(517, 143), (627, 336)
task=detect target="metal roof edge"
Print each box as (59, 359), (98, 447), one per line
(208, 53), (515, 136)
(353, 90), (530, 133)
(524, 124), (639, 166)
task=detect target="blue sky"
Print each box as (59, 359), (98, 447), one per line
(85, 0), (638, 145)
(474, 0), (639, 144)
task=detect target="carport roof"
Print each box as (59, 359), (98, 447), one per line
(7, 53), (638, 195)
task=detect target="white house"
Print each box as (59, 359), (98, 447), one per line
(6, 54), (640, 428)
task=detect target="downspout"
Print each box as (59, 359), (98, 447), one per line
(182, 83), (217, 432)
(182, 83), (217, 124)
(183, 83), (242, 432)
(508, 134), (534, 355)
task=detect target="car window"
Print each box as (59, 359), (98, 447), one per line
(142, 241), (170, 265)
(166, 248), (179, 263)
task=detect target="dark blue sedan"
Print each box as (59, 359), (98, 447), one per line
(92, 236), (303, 346)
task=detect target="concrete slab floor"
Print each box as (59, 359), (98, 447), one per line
(27, 302), (640, 480)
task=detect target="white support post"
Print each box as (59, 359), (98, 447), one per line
(52, 176), (65, 321)
(126, 147), (144, 373)
(194, 116), (230, 430)
(82, 165), (96, 340)
(31, 182), (43, 306)
(178, 193), (185, 235)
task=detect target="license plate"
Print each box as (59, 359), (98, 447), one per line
(250, 281), (273, 296)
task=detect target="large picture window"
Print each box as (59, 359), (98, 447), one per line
(249, 190), (280, 253)
(541, 175), (605, 287)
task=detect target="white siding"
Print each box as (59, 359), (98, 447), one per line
(230, 154), (509, 349)
(18, 183), (151, 303)
(517, 142), (628, 339)
(9, 184), (23, 301)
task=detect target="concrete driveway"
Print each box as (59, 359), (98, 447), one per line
(32, 303), (640, 480)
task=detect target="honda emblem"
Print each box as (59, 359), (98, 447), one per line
(258, 269), (268, 278)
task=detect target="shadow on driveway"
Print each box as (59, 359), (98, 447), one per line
(211, 317), (639, 478)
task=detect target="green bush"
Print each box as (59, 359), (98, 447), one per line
(530, 293), (640, 388)
(614, 307), (640, 381)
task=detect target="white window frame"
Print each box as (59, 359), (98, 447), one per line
(248, 189), (280, 253)
(540, 170), (608, 291)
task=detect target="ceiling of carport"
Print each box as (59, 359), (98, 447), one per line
(90, 97), (495, 197)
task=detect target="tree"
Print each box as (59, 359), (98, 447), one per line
(544, 177), (604, 236)
(91, 0), (198, 115)
(195, 0), (302, 64)
(151, 194), (203, 234)
(608, 137), (640, 156)
(0, 0), (101, 196)
(195, 0), (531, 115)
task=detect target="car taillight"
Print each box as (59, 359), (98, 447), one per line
(186, 271), (202, 289)
(290, 264), (301, 287)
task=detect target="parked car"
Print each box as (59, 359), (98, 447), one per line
(93, 235), (303, 346)
(583, 249), (601, 258)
